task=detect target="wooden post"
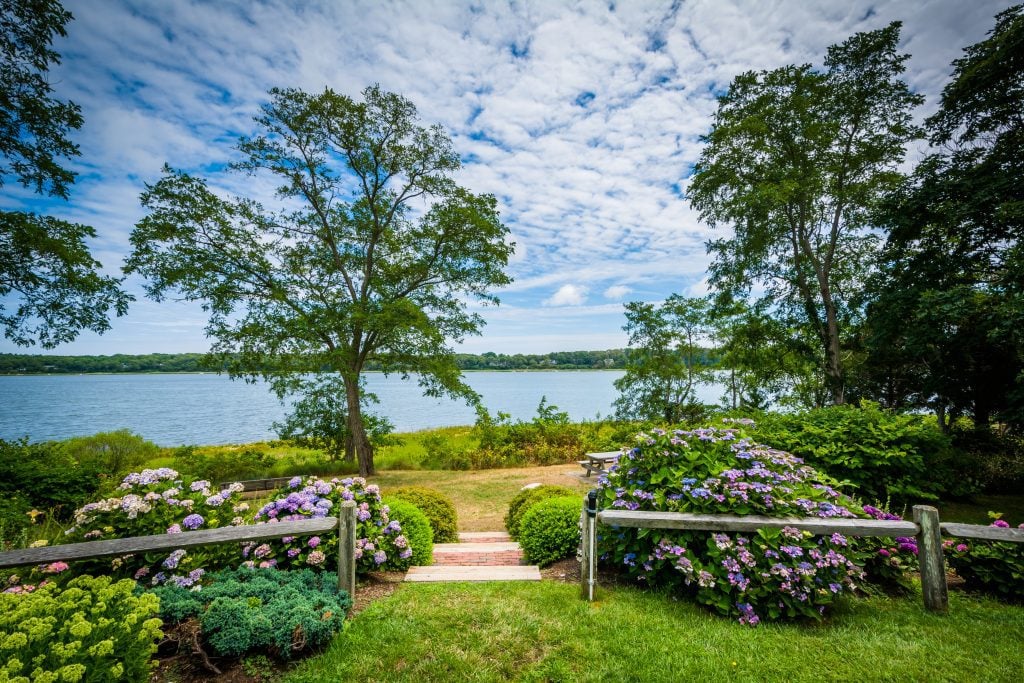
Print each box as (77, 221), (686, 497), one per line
(913, 505), (948, 613)
(337, 500), (357, 599)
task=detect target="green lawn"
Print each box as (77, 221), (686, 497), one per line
(283, 581), (1024, 682)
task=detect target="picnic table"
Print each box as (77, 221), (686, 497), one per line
(578, 451), (620, 477)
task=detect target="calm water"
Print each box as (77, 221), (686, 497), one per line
(0, 371), (724, 445)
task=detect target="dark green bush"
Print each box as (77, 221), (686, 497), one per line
(0, 438), (104, 519)
(518, 496), (581, 567)
(473, 399), (588, 467)
(152, 567), (351, 660)
(382, 498), (434, 569)
(505, 485), (579, 540)
(947, 516), (1024, 602)
(0, 575), (162, 680)
(950, 428), (1024, 495)
(388, 486), (459, 543)
(751, 401), (958, 504)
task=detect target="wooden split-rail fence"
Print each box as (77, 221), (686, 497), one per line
(578, 492), (1024, 612)
(0, 502), (359, 598)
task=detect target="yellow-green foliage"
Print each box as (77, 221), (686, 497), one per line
(388, 486), (459, 543)
(0, 575), (162, 682)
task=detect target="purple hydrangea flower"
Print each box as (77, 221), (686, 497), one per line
(182, 513), (204, 530)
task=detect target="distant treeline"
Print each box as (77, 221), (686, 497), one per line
(0, 350), (641, 374)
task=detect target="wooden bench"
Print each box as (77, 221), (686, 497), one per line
(578, 451), (620, 477)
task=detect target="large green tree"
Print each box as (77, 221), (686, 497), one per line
(689, 23), (923, 405)
(127, 86), (513, 475)
(0, 0), (129, 347)
(866, 5), (1024, 429)
(613, 295), (715, 423)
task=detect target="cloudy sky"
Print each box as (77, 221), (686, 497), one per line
(2, 0), (1014, 355)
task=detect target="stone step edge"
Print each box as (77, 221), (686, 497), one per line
(433, 542), (520, 552)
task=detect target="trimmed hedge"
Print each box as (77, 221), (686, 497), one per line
(383, 498), (434, 569)
(505, 485), (578, 540)
(388, 486), (459, 543)
(519, 496), (581, 567)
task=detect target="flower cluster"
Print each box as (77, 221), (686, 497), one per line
(598, 426), (867, 625)
(249, 476), (413, 573)
(946, 514), (1024, 602)
(64, 468), (246, 587)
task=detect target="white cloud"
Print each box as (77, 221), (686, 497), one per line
(603, 284), (633, 300)
(543, 284), (589, 307)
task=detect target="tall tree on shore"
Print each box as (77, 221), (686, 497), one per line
(613, 295), (715, 423)
(689, 24), (923, 405)
(127, 86), (513, 475)
(0, 0), (129, 347)
(866, 5), (1024, 430)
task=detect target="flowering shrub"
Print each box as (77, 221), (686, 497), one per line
(64, 468), (247, 587)
(597, 424), (867, 624)
(250, 476), (415, 573)
(946, 515), (1024, 602)
(152, 567), (350, 660)
(852, 505), (918, 592)
(0, 574), (162, 681)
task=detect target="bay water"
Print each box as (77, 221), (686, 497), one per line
(0, 371), (725, 446)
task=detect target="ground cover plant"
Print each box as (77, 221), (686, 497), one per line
(0, 575), (162, 681)
(152, 567), (350, 664)
(282, 581), (1024, 682)
(597, 423), (869, 624)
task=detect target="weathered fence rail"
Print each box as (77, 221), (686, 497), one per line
(579, 492), (1024, 613)
(0, 501), (359, 597)
(216, 476), (297, 494)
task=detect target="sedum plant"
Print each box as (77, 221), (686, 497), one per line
(597, 423), (868, 624)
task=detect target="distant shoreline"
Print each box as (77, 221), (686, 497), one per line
(0, 368), (626, 377)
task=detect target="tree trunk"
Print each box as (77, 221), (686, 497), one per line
(343, 375), (375, 476)
(344, 433), (355, 463)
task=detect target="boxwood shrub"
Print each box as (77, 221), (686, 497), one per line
(152, 566), (350, 660)
(381, 498), (434, 570)
(519, 496), (581, 567)
(388, 486), (459, 543)
(0, 575), (162, 681)
(505, 485), (578, 540)
(597, 423), (869, 625)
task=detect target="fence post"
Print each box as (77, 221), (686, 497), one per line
(913, 504), (948, 613)
(580, 490), (597, 601)
(337, 501), (357, 599)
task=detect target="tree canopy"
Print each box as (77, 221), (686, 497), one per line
(0, 0), (129, 347)
(689, 23), (923, 406)
(126, 86), (513, 475)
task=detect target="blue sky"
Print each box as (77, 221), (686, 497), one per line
(0, 0), (1014, 355)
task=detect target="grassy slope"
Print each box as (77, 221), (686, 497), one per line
(284, 582), (1024, 682)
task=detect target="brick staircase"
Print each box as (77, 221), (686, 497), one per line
(404, 531), (541, 582)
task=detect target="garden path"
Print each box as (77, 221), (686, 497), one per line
(404, 531), (541, 582)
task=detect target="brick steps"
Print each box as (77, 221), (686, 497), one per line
(405, 531), (540, 582)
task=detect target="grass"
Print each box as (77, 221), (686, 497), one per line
(283, 581), (1024, 682)
(937, 494), (1024, 526)
(369, 464), (591, 531)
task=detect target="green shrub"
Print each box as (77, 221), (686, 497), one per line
(951, 428), (1024, 495)
(61, 429), (160, 479)
(388, 486), (459, 543)
(473, 399), (588, 467)
(946, 515), (1024, 602)
(519, 496), (581, 567)
(0, 574), (162, 681)
(152, 567), (350, 660)
(421, 433), (474, 470)
(173, 445), (276, 483)
(382, 498), (434, 569)
(751, 401), (958, 504)
(505, 485), (578, 540)
(0, 439), (103, 519)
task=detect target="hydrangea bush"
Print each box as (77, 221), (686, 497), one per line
(250, 476), (414, 573)
(64, 468), (247, 587)
(596, 424), (869, 624)
(946, 515), (1024, 602)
